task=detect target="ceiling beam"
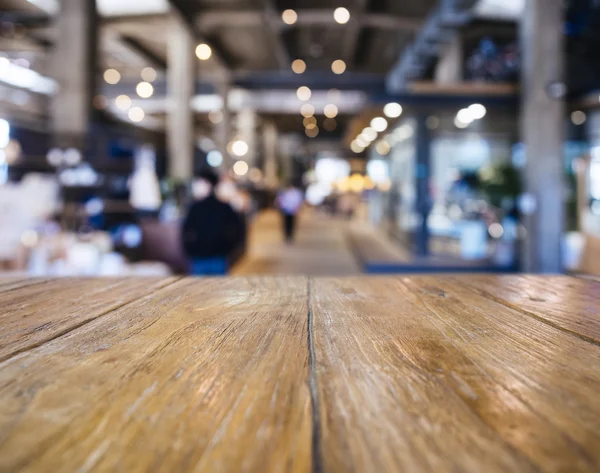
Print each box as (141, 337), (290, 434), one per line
(341, 0), (370, 68)
(260, 0), (290, 70)
(120, 35), (167, 70)
(195, 9), (422, 32)
(21, 9), (422, 34)
(168, 0), (232, 78)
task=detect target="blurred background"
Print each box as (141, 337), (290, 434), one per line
(0, 0), (598, 277)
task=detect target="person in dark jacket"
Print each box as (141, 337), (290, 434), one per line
(182, 170), (245, 275)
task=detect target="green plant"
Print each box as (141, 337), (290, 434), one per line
(477, 163), (522, 210)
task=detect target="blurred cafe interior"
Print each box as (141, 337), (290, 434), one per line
(1, 0), (600, 277)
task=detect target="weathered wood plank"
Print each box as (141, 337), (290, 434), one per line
(455, 275), (600, 344)
(312, 277), (600, 473)
(0, 277), (48, 293)
(0, 277), (179, 362)
(0, 277), (312, 473)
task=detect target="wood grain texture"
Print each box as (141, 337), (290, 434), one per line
(0, 277), (311, 473)
(0, 277), (48, 293)
(455, 275), (600, 344)
(312, 277), (600, 473)
(0, 277), (179, 362)
(2, 275), (600, 473)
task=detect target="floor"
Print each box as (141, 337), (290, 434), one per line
(232, 209), (361, 276)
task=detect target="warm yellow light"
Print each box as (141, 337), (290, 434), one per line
(364, 176), (375, 190)
(362, 127), (377, 141)
(141, 67), (157, 82)
(297, 86), (312, 101)
(233, 160), (249, 176)
(303, 116), (317, 127)
(115, 94), (131, 110)
(292, 59), (306, 74)
(136, 81), (154, 99)
(324, 104), (338, 118)
(128, 107), (145, 122)
(282, 9), (298, 25)
(348, 173), (365, 193)
(196, 43), (212, 60)
(350, 141), (364, 153)
(334, 7), (351, 24)
(375, 140), (391, 156)
(331, 59), (346, 75)
(355, 136), (368, 148)
(103, 69), (121, 85)
(336, 178), (350, 193)
(305, 123), (317, 130)
(323, 118), (337, 132)
(301, 103), (315, 117)
(305, 126), (319, 138)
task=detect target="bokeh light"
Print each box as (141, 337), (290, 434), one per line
(351, 141), (365, 153)
(301, 103), (315, 117)
(103, 69), (120, 85)
(233, 160), (249, 176)
(370, 117), (388, 132)
(306, 126), (319, 138)
(93, 95), (108, 110)
(572, 110), (586, 125)
(383, 103), (402, 118)
(282, 9), (298, 25)
(136, 81), (154, 98)
(209, 110), (224, 124)
(231, 139), (249, 157)
(375, 140), (391, 156)
(207, 150), (223, 167)
(324, 104), (338, 118)
(331, 59), (346, 75)
(334, 7), (351, 24)
(141, 67), (157, 82)
(196, 43), (212, 60)
(303, 116), (317, 127)
(115, 95), (132, 111)
(468, 103), (487, 119)
(297, 86), (312, 101)
(292, 59), (306, 74)
(128, 107), (145, 122)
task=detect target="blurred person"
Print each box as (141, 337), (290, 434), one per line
(182, 170), (245, 275)
(276, 182), (304, 243)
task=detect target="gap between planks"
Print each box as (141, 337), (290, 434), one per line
(0, 277), (184, 365)
(307, 277), (324, 473)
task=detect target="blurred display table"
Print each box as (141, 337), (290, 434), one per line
(0, 276), (599, 472)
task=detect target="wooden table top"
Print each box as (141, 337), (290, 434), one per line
(1, 276), (599, 472)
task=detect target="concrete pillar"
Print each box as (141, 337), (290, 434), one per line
(167, 13), (195, 181)
(215, 82), (231, 166)
(415, 115), (432, 257)
(262, 121), (279, 189)
(237, 108), (257, 170)
(435, 33), (463, 84)
(52, 0), (97, 149)
(520, 0), (565, 273)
